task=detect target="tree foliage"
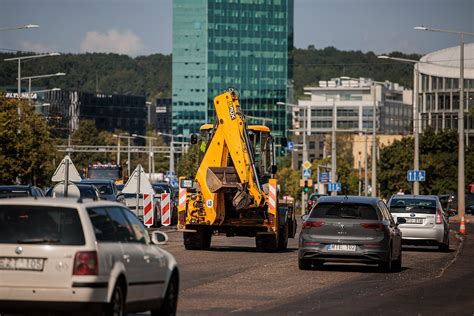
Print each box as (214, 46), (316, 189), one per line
(0, 95), (57, 186)
(378, 129), (472, 198)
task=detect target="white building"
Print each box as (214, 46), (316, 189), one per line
(291, 77), (413, 166)
(417, 43), (474, 145)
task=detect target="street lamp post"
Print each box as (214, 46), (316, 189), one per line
(414, 26), (474, 216)
(4, 53), (61, 118)
(158, 132), (190, 174)
(114, 134), (135, 176)
(133, 134), (159, 175)
(378, 55), (422, 195)
(21, 72), (66, 104)
(0, 24), (39, 32)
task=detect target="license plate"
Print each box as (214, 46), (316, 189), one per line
(404, 218), (423, 224)
(0, 257), (45, 271)
(327, 244), (357, 252)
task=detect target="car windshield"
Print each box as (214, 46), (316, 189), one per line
(78, 187), (98, 199)
(0, 205), (85, 245)
(310, 202), (379, 220)
(88, 183), (113, 195)
(152, 186), (166, 194)
(389, 198), (437, 214)
(0, 188), (29, 199)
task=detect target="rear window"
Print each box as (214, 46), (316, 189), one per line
(0, 205), (85, 245)
(389, 198), (437, 214)
(79, 187), (98, 199)
(310, 202), (379, 220)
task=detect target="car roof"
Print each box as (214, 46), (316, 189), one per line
(78, 179), (113, 184)
(0, 197), (123, 208)
(0, 185), (33, 190)
(317, 195), (379, 206)
(390, 194), (438, 200)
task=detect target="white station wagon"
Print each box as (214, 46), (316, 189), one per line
(0, 198), (179, 315)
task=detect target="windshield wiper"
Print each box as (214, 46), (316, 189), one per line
(17, 238), (61, 244)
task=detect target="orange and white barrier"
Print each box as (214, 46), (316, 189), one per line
(178, 187), (187, 211)
(161, 193), (171, 226)
(268, 179), (277, 213)
(143, 193), (154, 227)
(459, 215), (466, 235)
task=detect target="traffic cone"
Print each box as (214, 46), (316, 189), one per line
(459, 215), (466, 235)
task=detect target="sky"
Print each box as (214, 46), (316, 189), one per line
(1, 0), (473, 57)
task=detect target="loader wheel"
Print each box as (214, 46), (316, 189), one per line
(256, 234), (278, 252)
(278, 221), (289, 251)
(183, 229), (212, 250)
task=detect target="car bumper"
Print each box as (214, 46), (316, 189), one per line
(299, 238), (390, 263)
(0, 286), (109, 312)
(399, 225), (445, 244)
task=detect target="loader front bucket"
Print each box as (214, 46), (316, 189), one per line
(206, 167), (242, 193)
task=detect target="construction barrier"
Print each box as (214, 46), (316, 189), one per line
(161, 193), (171, 226)
(143, 193), (154, 228)
(459, 215), (466, 235)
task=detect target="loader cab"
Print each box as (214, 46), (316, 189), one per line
(198, 124), (276, 182)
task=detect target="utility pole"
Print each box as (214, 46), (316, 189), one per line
(331, 99), (337, 196)
(371, 82), (378, 197)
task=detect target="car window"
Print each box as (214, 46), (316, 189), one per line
(106, 207), (136, 242)
(0, 205), (85, 245)
(87, 207), (120, 242)
(92, 184), (113, 195)
(389, 198), (437, 214)
(0, 188), (29, 199)
(310, 202), (379, 220)
(80, 187), (98, 199)
(121, 208), (150, 244)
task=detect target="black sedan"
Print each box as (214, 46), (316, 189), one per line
(299, 196), (405, 272)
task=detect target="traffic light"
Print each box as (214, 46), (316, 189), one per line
(304, 180), (309, 193)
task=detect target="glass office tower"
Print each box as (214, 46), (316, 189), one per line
(172, 0), (294, 140)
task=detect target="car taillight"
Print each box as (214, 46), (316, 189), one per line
(73, 251), (98, 275)
(302, 221), (325, 229)
(360, 223), (386, 231)
(436, 210), (443, 224)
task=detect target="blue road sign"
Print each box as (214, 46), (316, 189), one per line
(287, 141), (294, 151)
(327, 182), (341, 192)
(303, 168), (311, 179)
(319, 172), (330, 184)
(407, 170), (426, 182)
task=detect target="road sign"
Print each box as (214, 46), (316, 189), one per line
(407, 170), (426, 182)
(302, 160), (312, 170)
(303, 168), (312, 179)
(160, 193), (171, 226)
(327, 182), (341, 192)
(51, 155), (81, 182)
(122, 164), (154, 194)
(287, 141), (294, 151)
(319, 172), (330, 184)
(143, 193), (154, 228)
(51, 182), (80, 198)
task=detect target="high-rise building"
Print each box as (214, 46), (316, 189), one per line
(172, 0), (294, 140)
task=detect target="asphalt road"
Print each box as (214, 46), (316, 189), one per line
(154, 221), (471, 316)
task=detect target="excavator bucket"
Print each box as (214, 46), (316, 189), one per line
(206, 167), (242, 193)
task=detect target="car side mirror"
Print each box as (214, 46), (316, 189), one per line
(301, 214), (309, 221)
(396, 217), (406, 225)
(151, 231), (169, 245)
(190, 134), (198, 145)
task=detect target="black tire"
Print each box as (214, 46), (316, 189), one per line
(256, 234), (278, 252)
(439, 237), (450, 252)
(152, 271), (179, 316)
(298, 258), (312, 270)
(277, 222), (289, 251)
(379, 246), (393, 273)
(104, 283), (125, 316)
(183, 229), (212, 250)
(393, 249), (402, 272)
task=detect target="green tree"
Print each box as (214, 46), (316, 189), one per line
(176, 144), (201, 178)
(0, 96), (57, 187)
